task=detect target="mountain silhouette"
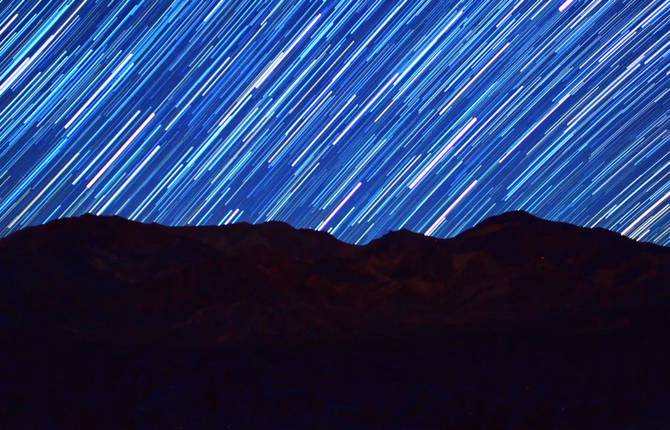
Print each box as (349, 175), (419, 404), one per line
(1, 211), (667, 346)
(0, 212), (669, 429)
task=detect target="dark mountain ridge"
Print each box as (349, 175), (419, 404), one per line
(0, 211), (667, 347)
(1, 212), (669, 429)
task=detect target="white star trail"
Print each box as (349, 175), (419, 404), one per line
(0, 0), (667, 245)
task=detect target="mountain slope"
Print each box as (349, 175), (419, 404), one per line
(0, 211), (667, 346)
(1, 212), (670, 430)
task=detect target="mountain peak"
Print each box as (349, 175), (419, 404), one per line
(0, 211), (665, 347)
(484, 210), (540, 222)
(369, 228), (432, 245)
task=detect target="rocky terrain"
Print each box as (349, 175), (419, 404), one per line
(0, 212), (668, 429)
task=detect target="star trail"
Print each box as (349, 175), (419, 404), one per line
(0, 0), (668, 244)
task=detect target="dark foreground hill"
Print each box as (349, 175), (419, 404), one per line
(0, 212), (669, 429)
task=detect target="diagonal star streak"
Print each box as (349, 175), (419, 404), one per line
(0, 0), (667, 245)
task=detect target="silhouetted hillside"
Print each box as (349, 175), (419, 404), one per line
(0, 212), (668, 429)
(0, 211), (667, 346)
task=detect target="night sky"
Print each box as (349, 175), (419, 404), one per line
(0, 0), (668, 244)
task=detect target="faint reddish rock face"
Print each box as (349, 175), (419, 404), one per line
(0, 211), (667, 347)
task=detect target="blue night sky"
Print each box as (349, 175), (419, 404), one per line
(0, 0), (668, 244)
